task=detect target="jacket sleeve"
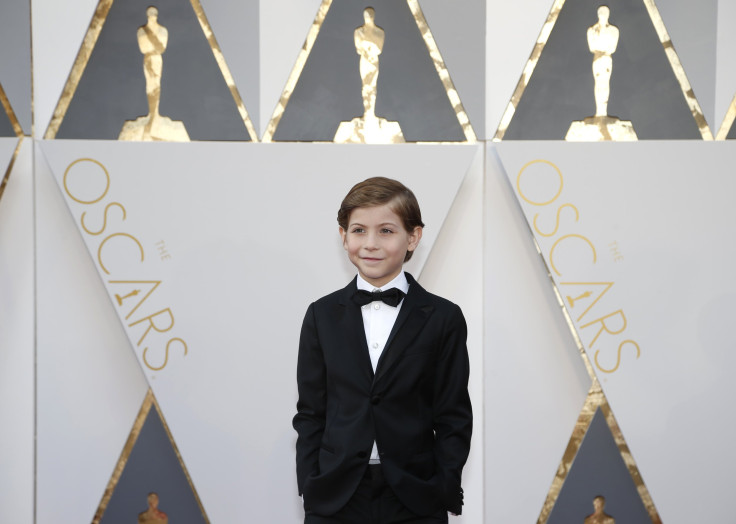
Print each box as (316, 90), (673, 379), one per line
(292, 303), (326, 495)
(433, 303), (472, 515)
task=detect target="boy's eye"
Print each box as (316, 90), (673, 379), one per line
(380, 228), (394, 234)
(351, 227), (364, 233)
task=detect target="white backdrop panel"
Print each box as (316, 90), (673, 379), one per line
(484, 143), (591, 523)
(39, 140), (478, 523)
(715, 0), (736, 129)
(496, 140), (736, 523)
(35, 143), (151, 524)
(0, 138), (18, 164)
(420, 146), (484, 523)
(0, 139), (34, 524)
(31, 0), (98, 137)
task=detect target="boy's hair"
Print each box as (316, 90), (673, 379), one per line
(337, 177), (424, 262)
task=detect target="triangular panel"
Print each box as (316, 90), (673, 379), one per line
(264, 0), (474, 143)
(44, 0), (256, 141)
(546, 402), (655, 523)
(94, 390), (208, 523)
(495, 0), (711, 140)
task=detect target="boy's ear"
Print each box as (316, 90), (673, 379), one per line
(339, 227), (347, 249)
(407, 226), (422, 252)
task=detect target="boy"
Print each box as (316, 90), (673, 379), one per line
(293, 177), (472, 523)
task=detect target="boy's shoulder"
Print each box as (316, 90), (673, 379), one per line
(311, 278), (356, 308)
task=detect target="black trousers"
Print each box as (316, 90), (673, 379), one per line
(304, 465), (448, 524)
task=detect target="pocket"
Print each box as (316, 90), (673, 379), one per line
(406, 450), (435, 480)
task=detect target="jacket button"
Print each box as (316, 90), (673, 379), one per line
(357, 451), (367, 459)
(371, 395), (381, 405)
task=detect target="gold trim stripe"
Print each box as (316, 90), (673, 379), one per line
(716, 92), (736, 140)
(0, 137), (24, 205)
(262, 0), (332, 142)
(494, 0), (565, 141)
(44, 0), (113, 139)
(92, 389), (210, 523)
(190, 0), (259, 142)
(407, 0), (476, 142)
(0, 82), (24, 137)
(642, 0), (712, 140)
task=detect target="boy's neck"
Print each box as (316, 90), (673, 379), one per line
(356, 271), (408, 291)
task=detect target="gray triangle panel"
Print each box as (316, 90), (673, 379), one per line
(273, 0), (465, 142)
(727, 118), (736, 140)
(98, 405), (206, 523)
(0, 98), (15, 137)
(56, 0), (251, 141)
(547, 408), (651, 523)
(504, 0), (702, 140)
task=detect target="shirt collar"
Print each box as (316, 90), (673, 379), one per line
(356, 271), (409, 293)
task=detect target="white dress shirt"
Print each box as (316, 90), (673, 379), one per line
(356, 271), (409, 462)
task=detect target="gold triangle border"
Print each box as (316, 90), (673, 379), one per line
(493, 0), (713, 141)
(262, 0), (476, 143)
(515, 184), (662, 522)
(0, 136), (24, 206)
(716, 92), (736, 140)
(92, 388), (210, 523)
(43, 0), (258, 141)
(0, 82), (24, 137)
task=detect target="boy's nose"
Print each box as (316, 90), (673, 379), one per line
(364, 233), (380, 249)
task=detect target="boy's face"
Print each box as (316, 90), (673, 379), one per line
(340, 203), (422, 288)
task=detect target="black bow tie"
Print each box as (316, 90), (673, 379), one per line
(353, 288), (405, 307)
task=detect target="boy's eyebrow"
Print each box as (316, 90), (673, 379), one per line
(348, 221), (400, 227)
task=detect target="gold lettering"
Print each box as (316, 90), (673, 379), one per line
(97, 232), (145, 275)
(143, 337), (188, 371)
(559, 281), (614, 322)
(129, 308), (175, 346)
(533, 203), (579, 237)
(108, 280), (162, 320)
(595, 339), (640, 373)
(63, 158), (111, 204)
(549, 234), (597, 276)
(81, 202), (126, 236)
(516, 159), (564, 206)
(581, 309), (627, 348)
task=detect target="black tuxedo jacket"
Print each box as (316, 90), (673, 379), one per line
(293, 273), (472, 516)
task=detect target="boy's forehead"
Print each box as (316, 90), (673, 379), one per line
(348, 203), (401, 223)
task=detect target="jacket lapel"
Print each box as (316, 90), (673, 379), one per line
(373, 274), (434, 384)
(338, 278), (374, 380)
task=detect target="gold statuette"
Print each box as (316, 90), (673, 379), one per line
(138, 492), (169, 524)
(119, 7), (190, 142)
(566, 6), (637, 141)
(334, 8), (405, 144)
(583, 495), (616, 524)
